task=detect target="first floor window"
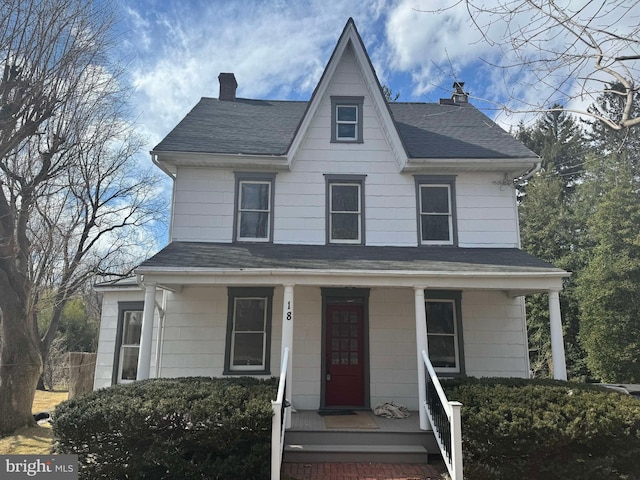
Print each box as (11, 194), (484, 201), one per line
(425, 291), (463, 374)
(235, 173), (275, 242)
(225, 287), (273, 374)
(115, 302), (143, 384)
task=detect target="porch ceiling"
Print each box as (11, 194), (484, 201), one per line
(135, 242), (568, 293)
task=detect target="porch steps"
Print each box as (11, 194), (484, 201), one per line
(284, 430), (432, 464)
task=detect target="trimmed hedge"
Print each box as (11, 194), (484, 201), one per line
(442, 378), (640, 480)
(53, 377), (277, 480)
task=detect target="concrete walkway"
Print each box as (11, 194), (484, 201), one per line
(282, 462), (445, 480)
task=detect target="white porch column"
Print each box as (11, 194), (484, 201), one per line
(136, 282), (157, 381)
(549, 288), (567, 381)
(281, 284), (295, 428)
(414, 286), (429, 430)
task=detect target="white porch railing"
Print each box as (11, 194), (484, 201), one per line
(271, 347), (290, 480)
(421, 350), (463, 480)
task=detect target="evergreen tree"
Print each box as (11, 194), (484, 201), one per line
(576, 160), (640, 382)
(517, 108), (589, 379)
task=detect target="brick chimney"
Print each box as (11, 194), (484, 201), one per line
(218, 73), (237, 101)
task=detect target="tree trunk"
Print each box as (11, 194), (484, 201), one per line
(0, 303), (42, 434)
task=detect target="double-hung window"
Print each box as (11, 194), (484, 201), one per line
(331, 96), (364, 143)
(225, 287), (273, 374)
(114, 302), (143, 384)
(234, 173), (275, 242)
(326, 175), (366, 244)
(415, 176), (457, 245)
(425, 291), (464, 375)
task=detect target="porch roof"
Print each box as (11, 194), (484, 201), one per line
(135, 242), (568, 293)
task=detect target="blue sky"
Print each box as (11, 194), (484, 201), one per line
(112, 0), (638, 153)
(109, 0), (637, 245)
(113, 0), (539, 153)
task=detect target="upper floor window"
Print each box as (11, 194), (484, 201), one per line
(326, 175), (366, 244)
(234, 172), (276, 242)
(224, 287), (273, 375)
(425, 291), (464, 375)
(415, 176), (457, 246)
(331, 96), (364, 143)
(114, 302), (144, 384)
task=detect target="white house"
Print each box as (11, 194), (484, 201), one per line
(93, 18), (569, 476)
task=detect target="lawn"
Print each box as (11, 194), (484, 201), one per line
(0, 390), (68, 454)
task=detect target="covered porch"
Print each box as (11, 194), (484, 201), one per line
(131, 241), (570, 480)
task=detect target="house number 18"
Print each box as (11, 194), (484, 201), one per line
(287, 301), (292, 321)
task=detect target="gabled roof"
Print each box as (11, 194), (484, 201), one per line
(154, 99), (536, 159)
(151, 18), (537, 168)
(153, 99), (307, 156)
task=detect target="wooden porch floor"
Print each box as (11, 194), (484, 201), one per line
(289, 410), (427, 433)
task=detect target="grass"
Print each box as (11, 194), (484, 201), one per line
(0, 390), (68, 455)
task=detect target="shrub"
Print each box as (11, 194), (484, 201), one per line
(53, 377), (278, 479)
(442, 378), (640, 480)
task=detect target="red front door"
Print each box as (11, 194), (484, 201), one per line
(325, 303), (365, 407)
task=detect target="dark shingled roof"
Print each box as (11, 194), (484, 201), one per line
(137, 242), (563, 274)
(152, 98), (536, 159)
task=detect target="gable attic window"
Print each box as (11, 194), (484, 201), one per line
(331, 96), (364, 143)
(326, 174), (366, 244)
(234, 172), (276, 242)
(415, 175), (458, 246)
(224, 287), (273, 375)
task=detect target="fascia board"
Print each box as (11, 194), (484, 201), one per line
(136, 267), (568, 291)
(151, 150), (290, 171)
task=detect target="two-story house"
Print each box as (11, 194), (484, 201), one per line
(94, 18), (569, 476)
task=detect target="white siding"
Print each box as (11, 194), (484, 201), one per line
(462, 291), (529, 377)
(169, 46), (520, 247)
(93, 289), (160, 389)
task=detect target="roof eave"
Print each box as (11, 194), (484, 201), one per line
(401, 157), (539, 174)
(151, 149), (290, 171)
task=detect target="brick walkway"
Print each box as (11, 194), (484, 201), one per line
(282, 462), (445, 480)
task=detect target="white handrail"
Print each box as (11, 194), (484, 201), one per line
(271, 347), (290, 480)
(421, 350), (463, 480)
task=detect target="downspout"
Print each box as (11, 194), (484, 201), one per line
(518, 161), (542, 184)
(151, 152), (176, 242)
(513, 161), (541, 248)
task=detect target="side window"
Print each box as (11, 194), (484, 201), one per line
(331, 96), (364, 143)
(425, 291), (464, 375)
(224, 287), (273, 374)
(234, 173), (276, 242)
(114, 302), (143, 384)
(325, 175), (366, 244)
(415, 176), (457, 246)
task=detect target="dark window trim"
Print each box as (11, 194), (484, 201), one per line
(330, 96), (364, 143)
(233, 172), (276, 243)
(414, 175), (458, 246)
(113, 301), (144, 385)
(320, 288), (370, 409)
(425, 290), (465, 376)
(325, 174), (366, 245)
(224, 287), (274, 375)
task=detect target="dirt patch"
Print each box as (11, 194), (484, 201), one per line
(0, 390), (68, 455)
